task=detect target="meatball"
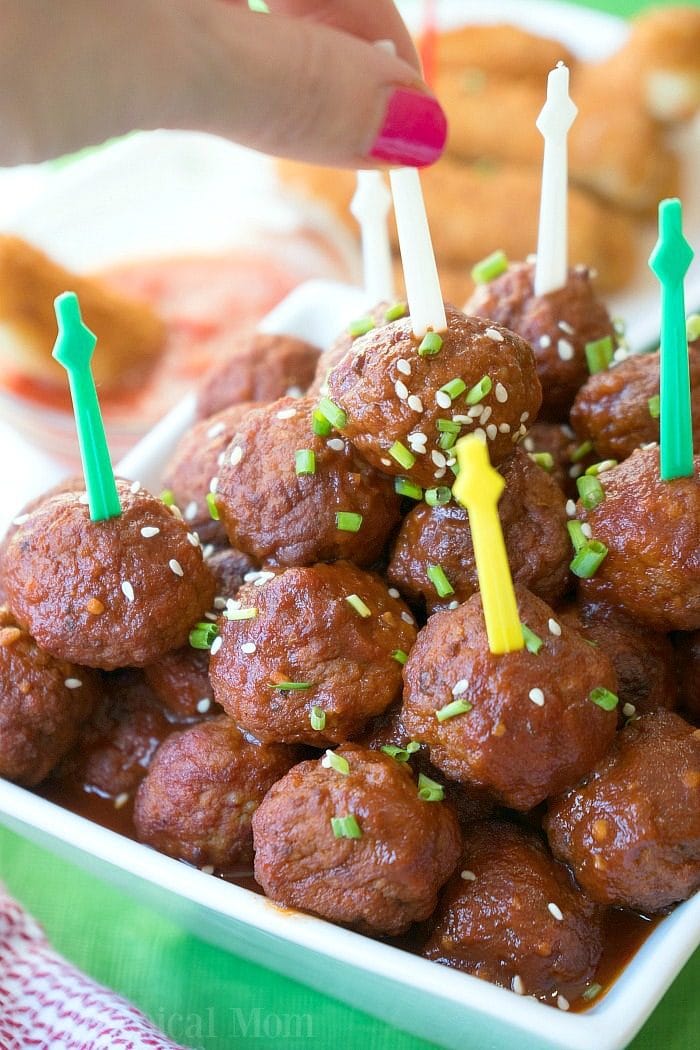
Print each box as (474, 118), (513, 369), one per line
(308, 300), (407, 397)
(252, 744), (461, 935)
(423, 821), (604, 1004)
(162, 403), (259, 546)
(571, 345), (700, 463)
(0, 479), (216, 669)
(196, 331), (320, 419)
(326, 303), (541, 487)
(545, 710), (700, 912)
(214, 396), (401, 567)
(210, 562), (417, 746)
(143, 646), (217, 721)
(388, 449), (571, 614)
(522, 421), (590, 498)
(134, 716), (298, 872)
(675, 630), (700, 721)
(402, 588), (618, 811)
(206, 545), (258, 598)
(0, 607), (96, 786)
(576, 447), (700, 631)
(465, 261), (615, 420)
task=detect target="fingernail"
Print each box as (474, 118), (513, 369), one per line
(369, 88), (447, 167)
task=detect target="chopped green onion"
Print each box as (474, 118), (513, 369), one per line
(465, 375), (493, 405)
(388, 441), (416, 470)
(322, 749), (350, 775)
(440, 378), (467, 400)
(567, 520), (587, 553)
(348, 316), (375, 338)
(529, 452), (554, 471)
(206, 491), (220, 520)
(160, 489), (175, 506)
(317, 397), (347, 430)
(585, 459), (617, 477)
(425, 486), (452, 507)
(570, 440), (593, 463)
(647, 394), (660, 420)
(381, 741), (421, 763)
(471, 249), (508, 284)
(295, 449), (316, 476)
(310, 706), (326, 731)
(223, 605), (257, 621)
(687, 314), (700, 341)
(589, 686), (619, 711)
(585, 336), (614, 375)
(394, 477), (423, 500)
(336, 511), (363, 532)
(189, 622), (219, 650)
(576, 475), (605, 510)
(436, 698), (472, 722)
(346, 593), (371, 618)
(521, 623), (543, 654)
(392, 649), (408, 665)
(417, 331), (443, 357)
(439, 431), (458, 451)
(269, 681), (313, 691)
(427, 564), (454, 598)
(582, 984), (603, 1003)
(385, 301), (407, 322)
(437, 419), (461, 433)
(311, 409), (332, 437)
(570, 540), (608, 579)
(331, 814), (362, 839)
(417, 773), (445, 802)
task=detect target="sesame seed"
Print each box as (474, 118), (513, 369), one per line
(529, 687), (545, 706)
(518, 424), (527, 436)
(200, 864), (215, 875)
(202, 544), (215, 559)
(485, 327), (504, 343)
(447, 600), (459, 610)
(114, 793), (130, 809)
(204, 611), (218, 622)
(431, 450), (447, 468)
(210, 477), (220, 495)
(479, 406), (492, 425)
(548, 618), (561, 637)
(141, 526), (160, 538)
(548, 902), (564, 921)
(452, 415), (470, 424)
(498, 423), (511, 434)
(210, 636), (223, 656)
(557, 339), (574, 361)
(622, 702), (636, 718)
(486, 424), (498, 441)
(407, 394), (424, 412)
(395, 379), (409, 400)
(217, 452), (225, 467)
(512, 976), (525, 996)
(523, 437), (535, 451)
(196, 698), (211, 713)
(436, 391), (452, 409)
(538, 335), (551, 349)
(276, 407), (297, 420)
(121, 581), (135, 602)
(78, 493), (90, 505)
(213, 597), (227, 609)
(380, 457), (392, 467)
(186, 532), (199, 547)
(241, 642), (257, 655)
(446, 456), (456, 467)
(169, 503), (182, 519)
(558, 320), (575, 335)
(434, 468), (447, 479)
(11, 514), (29, 526)
(253, 570), (276, 587)
(327, 437), (345, 451)
(227, 597), (242, 609)
(460, 869), (477, 881)
(401, 611), (414, 624)
(613, 347), (629, 363)
(388, 588), (400, 599)
(64, 678), (82, 689)
(581, 523), (593, 539)
(397, 358), (411, 376)
(565, 499), (576, 517)
(495, 383), (508, 403)
(206, 421), (226, 439)
(520, 412), (529, 423)
(557, 995), (570, 1012)
(641, 441), (658, 451)
(286, 385), (303, 399)
(184, 501), (198, 521)
(468, 405), (483, 418)
(569, 464), (583, 478)
(129, 480), (140, 494)
(473, 428), (487, 444)
(230, 446), (243, 467)
(452, 678), (469, 696)
(409, 432), (428, 444)
(169, 559), (184, 577)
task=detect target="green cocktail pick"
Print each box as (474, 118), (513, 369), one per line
(648, 198), (695, 481)
(52, 291), (121, 521)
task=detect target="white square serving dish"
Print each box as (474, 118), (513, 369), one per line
(0, 277), (698, 1050)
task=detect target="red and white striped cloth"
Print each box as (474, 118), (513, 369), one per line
(0, 885), (183, 1050)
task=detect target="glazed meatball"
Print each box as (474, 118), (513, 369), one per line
(252, 744), (461, 935)
(465, 261), (615, 421)
(522, 421), (590, 498)
(0, 607), (96, 786)
(326, 303), (541, 487)
(196, 331), (320, 419)
(143, 646), (217, 721)
(545, 710), (700, 912)
(675, 630), (700, 721)
(308, 300), (407, 397)
(210, 562), (417, 746)
(571, 346), (700, 462)
(576, 447), (700, 631)
(214, 396), (401, 567)
(423, 821), (604, 1005)
(402, 588), (618, 811)
(206, 546), (258, 598)
(162, 403), (259, 545)
(388, 449), (571, 614)
(0, 479), (216, 669)
(134, 716), (298, 871)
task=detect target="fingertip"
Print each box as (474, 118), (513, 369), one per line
(367, 87), (448, 168)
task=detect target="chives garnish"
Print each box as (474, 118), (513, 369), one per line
(269, 681), (313, 691)
(295, 449), (316, 475)
(437, 419), (461, 433)
(570, 540), (608, 579)
(440, 378), (467, 400)
(567, 519), (587, 553)
(529, 452), (554, 471)
(388, 441), (416, 470)
(521, 623), (543, 654)
(471, 249), (508, 284)
(223, 606), (257, 621)
(336, 511), (363, 532)
(585, 335), (614, 375)
(311, 409), (332, 437)
(394, 477), (423, 500)
(582, 984), (603, 1002)
(576, 475), (605, 510)
(381, 741), (420, 763)
(585, 459), (617, 477)
(206, 491), (220, 520)
(436, 698), (472, 722)
(425, 486), (452, 507)
(589, 686), (619, 711)
(310, 706), (326, 731)
(160, 489), (175, 506)
(385, 301), (407, 322)
(439, 430), (458, 451)
(687, 314), (700, 341)
(417, 773), (445, 802)
(331, 815), (362, 839)
(427, 564), (454, 598)
(189, 622), (219, 650)
(648, 394), (661, 419)
(346, 593), (371, 618)
(317, 397), (347, 430)
(348, 316), (375, 338)
(418, 331), (443, 357)
(570, 439), (593, 463)
(392, 649), (408, 665)
(322, 749), (350, 775)
(465, 375), (492, 405)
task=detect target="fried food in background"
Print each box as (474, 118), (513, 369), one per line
(434, 22), (575, 81)
(0, 236), (166, 389)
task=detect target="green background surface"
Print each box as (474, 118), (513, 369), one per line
(1, 1), (698, 1048)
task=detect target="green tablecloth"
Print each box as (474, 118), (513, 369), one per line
(1, 1), (697, 1047)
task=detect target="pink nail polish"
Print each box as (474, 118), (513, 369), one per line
(369, 88), (447, 167)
